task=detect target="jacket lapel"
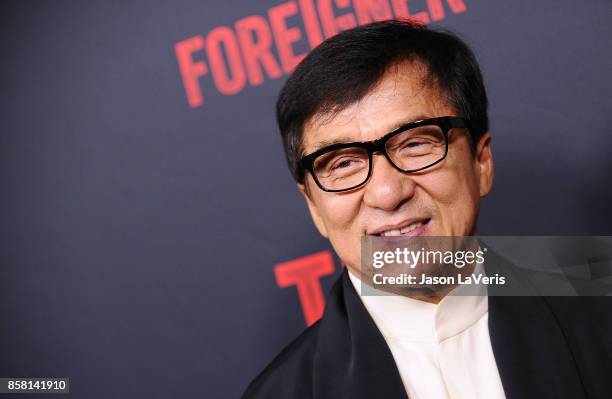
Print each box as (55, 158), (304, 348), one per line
(312, 254), (588, 399)
(486, 250), (586, 399)
(313, 268), (408, 399)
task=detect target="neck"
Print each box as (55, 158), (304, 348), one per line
(410, 294), (443, 304)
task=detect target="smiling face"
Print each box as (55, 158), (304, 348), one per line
(298, 61), (494, 277)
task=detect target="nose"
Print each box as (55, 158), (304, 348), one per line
(362, 153), (416, 211)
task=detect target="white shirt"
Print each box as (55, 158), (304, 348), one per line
(348, 266), (506, 399)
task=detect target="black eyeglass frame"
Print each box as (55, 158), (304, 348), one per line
(300, 116), (471, 192)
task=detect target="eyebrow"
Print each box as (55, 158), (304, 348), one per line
(307, 114), (434, 154)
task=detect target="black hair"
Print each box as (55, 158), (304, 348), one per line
(276, 19), (489, 183)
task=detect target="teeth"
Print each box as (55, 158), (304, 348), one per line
(400, 222), (423, 234)
(380, 222), (424, 236)
(380, 222), (423, 237)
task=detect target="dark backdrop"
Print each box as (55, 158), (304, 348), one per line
(1, 1), (611, 398)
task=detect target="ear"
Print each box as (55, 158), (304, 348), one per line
(298, 181), (329, 238)
(474, 131), (494, 197)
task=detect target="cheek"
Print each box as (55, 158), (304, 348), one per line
(317, 194), (363, 265)
(421, 152), (480, 227)
(318, 193), (362, 230)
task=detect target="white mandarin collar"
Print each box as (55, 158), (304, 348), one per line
(348, 263), (488, 344)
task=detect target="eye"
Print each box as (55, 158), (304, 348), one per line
(386, 126), (445, 158)
(404, 140), (428, 147)
(312, 147), (369, 179)
(325, 155), (368, 178)
(398, 139), (434, 154)
(332, 158), (358, 170)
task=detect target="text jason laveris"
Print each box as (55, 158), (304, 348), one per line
(372, 272), (506, 286)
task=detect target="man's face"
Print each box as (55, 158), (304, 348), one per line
(298, 61), (494, 276)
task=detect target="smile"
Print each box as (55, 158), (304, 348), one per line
(370, 218), (431, 237)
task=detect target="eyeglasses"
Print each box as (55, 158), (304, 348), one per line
(300, 116), (471, 192)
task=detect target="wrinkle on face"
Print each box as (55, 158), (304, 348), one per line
(299, 59), (490, 274)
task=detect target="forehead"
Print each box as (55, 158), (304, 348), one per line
(301, 61), (455, 155)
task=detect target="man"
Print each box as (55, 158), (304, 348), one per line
(242, 20), (611, 399)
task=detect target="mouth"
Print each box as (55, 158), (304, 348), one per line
(369, 218), (431, 237)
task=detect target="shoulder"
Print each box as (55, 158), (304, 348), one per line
(542, 296), (611, 344)
(241, 321), (321, 399)
(542, 296), (612, 396)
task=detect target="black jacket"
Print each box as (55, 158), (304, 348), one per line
(243, 251), (612, 398)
